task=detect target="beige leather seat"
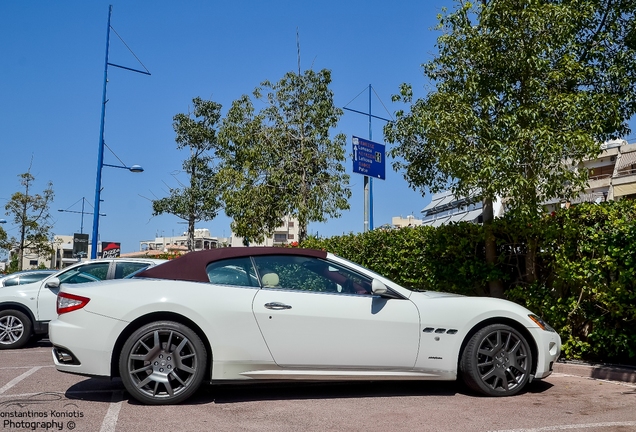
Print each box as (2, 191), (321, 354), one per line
(261, 272), (280, 288)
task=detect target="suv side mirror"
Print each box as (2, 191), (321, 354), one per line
(45, 278), (60, 289)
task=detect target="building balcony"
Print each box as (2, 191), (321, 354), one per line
(587, 175), (611, 189)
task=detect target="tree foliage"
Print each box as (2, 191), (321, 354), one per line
(303, 200), (636, 364)
(385, 0), (636, 216)
(2, 170), (55, 270)
(218, 68), (350, 243)
(152, 97), (223, 251)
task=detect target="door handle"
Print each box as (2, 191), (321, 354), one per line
(264, 302), (292, 310)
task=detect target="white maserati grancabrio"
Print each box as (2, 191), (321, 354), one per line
(49, 247), (561, 405)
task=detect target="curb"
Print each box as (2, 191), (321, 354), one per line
(553, 361), (636, 384)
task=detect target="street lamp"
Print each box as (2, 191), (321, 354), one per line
(91, 5), (149, 259)
(91, 159), (143, 259)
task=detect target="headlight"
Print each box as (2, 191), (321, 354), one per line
(528, 314), (556, 332)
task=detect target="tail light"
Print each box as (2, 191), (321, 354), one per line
(57, 292), (90, 315)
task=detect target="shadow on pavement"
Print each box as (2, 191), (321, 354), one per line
(62, 378), (554, 406)
(63, 373), (553, 405)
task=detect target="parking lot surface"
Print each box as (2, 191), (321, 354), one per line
(0, 341), (635, 432)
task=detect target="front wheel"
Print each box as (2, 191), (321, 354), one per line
(460, 324), (532, 396)
(0, 310), (32, 349)
(119, 321), (207, 405)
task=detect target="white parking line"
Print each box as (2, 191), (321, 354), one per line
(0, 389), (119, 399)
(0, 366), (42, 394)
(489, 421), (636, 432)
(99, 390), (124, 432)
(0, 365), (54, 370)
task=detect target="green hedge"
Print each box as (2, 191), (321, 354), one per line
(302, 200), (636, 365)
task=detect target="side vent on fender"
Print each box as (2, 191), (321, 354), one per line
(423, 327), (459, 335)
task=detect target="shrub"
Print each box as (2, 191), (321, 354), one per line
(303, 200), (636, 365)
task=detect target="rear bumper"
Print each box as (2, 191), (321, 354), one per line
(49, 310), (127, 377)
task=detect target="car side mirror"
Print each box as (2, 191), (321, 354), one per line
(45, 278), (60, 289)
(371, 279), (388, 296)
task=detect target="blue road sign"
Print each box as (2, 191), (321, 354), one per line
(352, 136), (385, 180)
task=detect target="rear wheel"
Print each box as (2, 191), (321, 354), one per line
(119, 321), (207, 405)
(0, 310), (32, 349)
(460, 324), (532, 396)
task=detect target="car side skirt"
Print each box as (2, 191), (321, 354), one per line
(238, 369), (456, 381)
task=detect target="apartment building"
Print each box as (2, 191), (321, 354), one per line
(580, 139), (636, 201)
(228, 216), (300, 247)
(419, 139), (636, 225)
(138, 229), (220, 254)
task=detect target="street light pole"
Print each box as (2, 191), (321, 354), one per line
(91, 5), (113, 260)
(90, 5), (149, 259)
(59, 197), (106, 235)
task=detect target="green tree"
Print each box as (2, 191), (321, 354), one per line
(2, 169), (55, 270)
(218, 68), (350, 244)
(385, 0), (636, 295)
(152, 97), (223, 251)
(0, 225), (7, 266)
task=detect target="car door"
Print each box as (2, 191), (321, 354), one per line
(251, 255), (421, 370)
(36, 261), (112, 322)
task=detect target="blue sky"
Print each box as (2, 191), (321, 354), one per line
(2, 1), (634, 254)
(1, 0), (448, 253)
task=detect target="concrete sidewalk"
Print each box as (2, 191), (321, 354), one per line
(553, 360), (636, 383)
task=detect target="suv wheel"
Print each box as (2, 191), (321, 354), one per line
(0, 310), (32, 349)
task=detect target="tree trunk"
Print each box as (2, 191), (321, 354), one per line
(188, 216), (195, 252)
(483, 198), (504, 298)
(18, 181), (29, 271)
(525, 236), (537, 284)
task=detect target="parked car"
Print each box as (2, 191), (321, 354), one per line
(50, 247), (561, 405)
(0, 269), (57, 287)
(0, 258), (165, 349)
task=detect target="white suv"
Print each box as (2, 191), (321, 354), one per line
(0, 258), (165, 349)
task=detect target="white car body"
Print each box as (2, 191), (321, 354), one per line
(0, 258), (165, 348)
(49, 248), (561, 404)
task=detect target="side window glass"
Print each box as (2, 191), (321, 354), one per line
(206, 257), (258, 287)
(3, 276), (20, 287)
(114, 262), (150, 279)
(252, 255), (372, 295)
(59, 262), (110, 285)
(18, 275), (36, 285)
(20, 273), (50, 285)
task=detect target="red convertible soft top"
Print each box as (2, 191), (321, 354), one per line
(134, 247), (327, 283)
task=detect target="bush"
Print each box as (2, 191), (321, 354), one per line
(303, 200), (636, 365)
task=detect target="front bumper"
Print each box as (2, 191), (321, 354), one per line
(528, 326), (561, 379)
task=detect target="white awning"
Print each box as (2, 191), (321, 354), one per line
(617, 151), (636, 171)
(461, 209), (483, 223)
(429, 216), (451, 227)
(613, 182), (636, 197)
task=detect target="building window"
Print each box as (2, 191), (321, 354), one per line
(288, 234), (295, 240)
(29, 260), (38, 266)
(274, 234), (287, 243)
(288, 221), (294, 228)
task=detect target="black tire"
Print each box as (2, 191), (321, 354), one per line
(0, 309), (32, 349)
(119, 321), (207, 405)
(460, 323), (532, 396)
